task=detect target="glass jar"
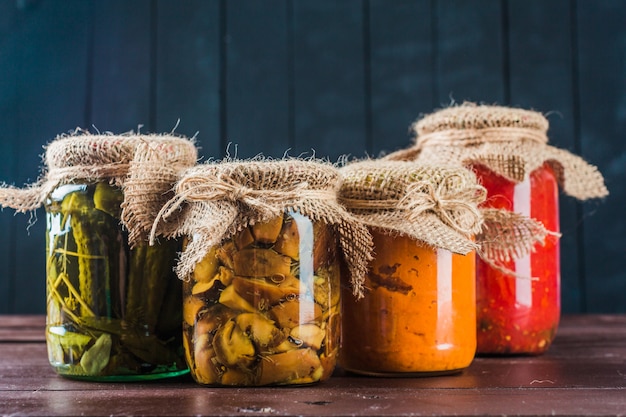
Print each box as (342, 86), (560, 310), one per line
(183, 209), (341, 386)
(45, 182), (188, 380)
(340, 229), (477, 376)
(473, 163), (560, 355)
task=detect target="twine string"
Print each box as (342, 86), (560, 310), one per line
(416, 127), (548, 150)
(340, 173), (486, 238)
(400, 178), (485, 237)
(149, 172), (335, 244)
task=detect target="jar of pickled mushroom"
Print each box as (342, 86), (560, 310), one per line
(150, 159), (372, 386)
(398, 103), (608, 355)
(0, 132), (197, 380)
(338, 160), (486, 375)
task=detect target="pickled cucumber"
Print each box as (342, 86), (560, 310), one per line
(45, 183), (186, 379)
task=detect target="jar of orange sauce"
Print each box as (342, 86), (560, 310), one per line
(338, 161), (486, 375)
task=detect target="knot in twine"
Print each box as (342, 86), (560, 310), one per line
(399, 176), (486, 237)
(150, 172), (335, 243)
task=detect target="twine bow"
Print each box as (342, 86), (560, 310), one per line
(399, 176), (486, 237)
(149, 172), (334, 244)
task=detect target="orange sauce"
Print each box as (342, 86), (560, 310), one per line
(340, 230), (476, 375)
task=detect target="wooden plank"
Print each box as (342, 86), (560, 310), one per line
(225, 0), (290, 159)
(0, 315), (625, 417)
(436, 0), (505, 104)
(1, 387), (626, 416)
(156, 0), (221, 160)
(576, 1), (626, 313)
(507, 0), (583, 313)
(0, 315), (45, 342)
(292, 0), (367, 161)
(368, 0), (434, 157)
(0, 1), (20, 314)
(12, 0), (91, 314)
(90, 0), (152, 133)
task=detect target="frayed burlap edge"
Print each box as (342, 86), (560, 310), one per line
(387, 103), (608, 200)
(149, 159), (374, 299)
(0, 130), (198, 240)
(338, 160), (486, 255)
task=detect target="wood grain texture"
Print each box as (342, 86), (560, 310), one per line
(0, 0), (624, 314)
(155, 0), (221, 160)
(11, 0), (91, 314)
(0, 0), (19, 314)
(292, 0), (367, 161)
(368, 0), (434, 157)
(576, 1), (626, 313)
(435, 0), (506, 105)
(0, 315), (624, 416)
(90, 0), (152, 133)
(507, 0), (583, 312)
(225, 0), (291, 159)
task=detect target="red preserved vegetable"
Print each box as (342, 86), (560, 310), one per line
(473, 163), (560, 355)
(383, 103), (608, 357)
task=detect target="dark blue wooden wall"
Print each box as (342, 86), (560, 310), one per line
(0, 0), (624, 314)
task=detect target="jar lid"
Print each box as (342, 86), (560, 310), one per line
(413, 102), (548, 136)
(151, 158), (373, 298)
(339, 160), (485, 254)
(45, 132), (197, 173)
(385, 103), (608, 201)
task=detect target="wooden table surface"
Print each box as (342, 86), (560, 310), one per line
(0, 315), (625, 417)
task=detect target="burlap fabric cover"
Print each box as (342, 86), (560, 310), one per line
(148, 159), (374, 298)
(386, 102), (608, 201)
(0, 131), (198, 246)
(338, 160), (486, 255)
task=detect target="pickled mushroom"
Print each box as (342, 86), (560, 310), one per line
(218, 285), (257, 313)
(193, 247), (219, 283)
(193, 334), (220, 384)
(183, 296), (206, 326)
(232, 276), (298, 308)
(195, 305), (236, 338)
(232, 248), (292, 278)
(192, 277), (226, 304)
(235, 312), (284, 348)
(234, 227), (255, 250)
(216, 241), (236, 270)
(221, 368), (255, 386)
(273, 218), (300, 260)
(290, 324), (325, 350)
(257, 348), (322, 386)
(182, 210), (340, 386)
(251, 214), (284, 244)
(269, 299), (323, 329)
(212, 319), (255, 368)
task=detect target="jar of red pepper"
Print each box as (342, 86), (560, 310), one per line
(386, 103), (608, 355)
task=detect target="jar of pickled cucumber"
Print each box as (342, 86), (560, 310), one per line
(151, 160), (372, 386)
(338, 160), (485, 375)
(392, 103), (608, 355)
(1, 132), (198, 380)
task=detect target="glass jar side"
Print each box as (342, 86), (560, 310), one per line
(183, 209), (341, 386)
(473, 163), (561, 355)
(45, 182), (188, 380)
(340, 230), (477, 376)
